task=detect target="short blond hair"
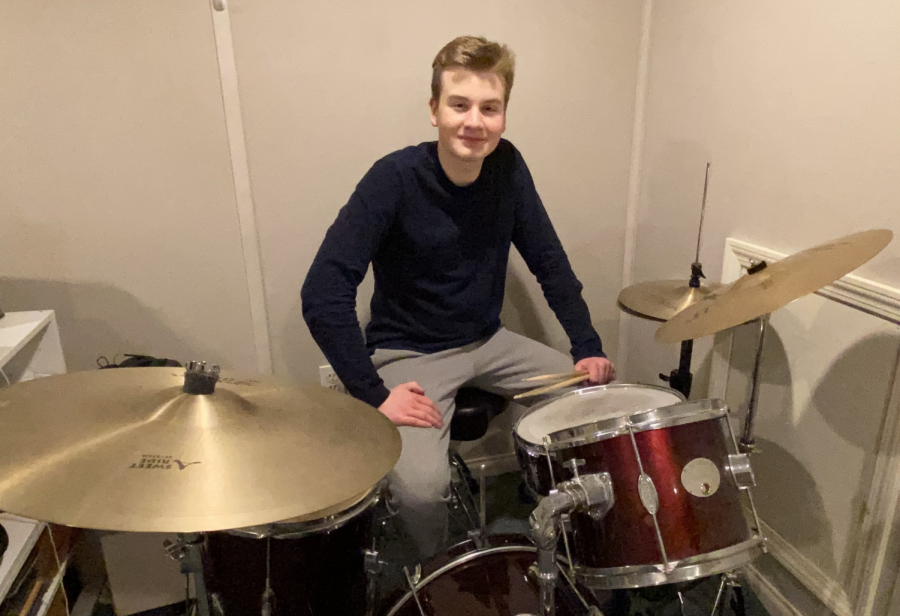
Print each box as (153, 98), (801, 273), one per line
(431, 36), (516, 106)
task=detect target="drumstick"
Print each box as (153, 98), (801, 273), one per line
(513, 374), (591, 400)
(522, 370), (588, 383)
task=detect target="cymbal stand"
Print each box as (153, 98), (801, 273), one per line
(710, 571), (747, 616)
(739, 260), (771, 454)
(660, 163), (712, 399)
(659, 262), (705, 398)
(165, 534), (211, 616)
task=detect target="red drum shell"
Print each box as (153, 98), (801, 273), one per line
(559, 415), (750, 569)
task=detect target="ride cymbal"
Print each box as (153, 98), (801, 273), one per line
(618, 280), (725, 322)
(0, 367), (401, 533)
(655, 229), (893, 343)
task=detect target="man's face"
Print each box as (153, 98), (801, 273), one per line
(430, 68), (507, 164)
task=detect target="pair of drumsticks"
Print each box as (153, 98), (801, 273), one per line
(513, 370), (590, 400)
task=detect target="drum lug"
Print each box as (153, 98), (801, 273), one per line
(637, 474), (659, 515)
(726, 453), (756, 489)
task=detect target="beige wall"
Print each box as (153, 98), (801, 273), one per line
(226, 0), (643, 383)
(0, 1), (258, 372)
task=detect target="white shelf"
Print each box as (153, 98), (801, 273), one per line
(0, 310), (66, 381)
(0, 513), (46, 603)
(0, 311), (54, 370)
(0, 310), (67, 609)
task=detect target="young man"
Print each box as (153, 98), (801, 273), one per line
(301, 36), (615, 556)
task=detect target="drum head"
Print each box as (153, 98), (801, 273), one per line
(515, 384), (684, 446)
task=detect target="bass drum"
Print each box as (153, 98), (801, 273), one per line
(385, 536), (601, 616)
(203, 484), (383, 616)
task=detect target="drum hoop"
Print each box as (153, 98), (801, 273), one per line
(572, 536), (764, 589)
(385, 544), (581, 616)
(627, 398), (729, 432)
(542, 387), (690, 451)
(225, 481), (383, 539)
(515, 383), (684, 448)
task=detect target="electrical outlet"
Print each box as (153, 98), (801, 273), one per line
(319, 364), (346, 393)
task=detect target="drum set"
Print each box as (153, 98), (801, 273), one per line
(0, 227), (893, 616)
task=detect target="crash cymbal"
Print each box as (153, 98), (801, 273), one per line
(0, 367), (401, 533)
(656, 229), (893, 343)
(618, 280), (725, 322)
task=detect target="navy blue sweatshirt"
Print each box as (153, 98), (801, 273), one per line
(301, 139), (604, 408)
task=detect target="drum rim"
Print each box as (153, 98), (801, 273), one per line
(385, 543), (587, 616)
(385, 545), (537, 616)
(224, 479), (384, 539)
(513, 383), (685, 447)
(628, 398), (729, 431)
(540, 386), (688, 451)
(546, 398), (726, 450)
(572, 535), (764, 589)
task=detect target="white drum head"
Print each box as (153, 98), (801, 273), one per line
(514, 384), (684, 446)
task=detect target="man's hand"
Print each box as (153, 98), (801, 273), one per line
(378, 382), (443, 428)
(575, 357), (616, 385)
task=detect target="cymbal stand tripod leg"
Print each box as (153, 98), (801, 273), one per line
(710, 571), (746, 616)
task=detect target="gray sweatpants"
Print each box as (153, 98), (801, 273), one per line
(372, 327), (574, 558)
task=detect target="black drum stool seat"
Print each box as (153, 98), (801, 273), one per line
(450, 387), (507, 442)
(448, 388), (509, 541)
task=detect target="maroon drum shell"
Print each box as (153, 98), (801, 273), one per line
(558, 416), (750, 569)
(202, 505), (375, 616)
(387, 540), (595, 616)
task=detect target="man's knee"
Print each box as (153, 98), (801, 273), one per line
(389, 464), (451, 509)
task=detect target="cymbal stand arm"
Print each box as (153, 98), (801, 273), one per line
(740, 314), (770, 453)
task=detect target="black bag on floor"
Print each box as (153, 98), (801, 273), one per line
(97, 354), (182, 369)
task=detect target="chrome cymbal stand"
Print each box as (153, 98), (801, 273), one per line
(165, 534), (211, 616)
(739, 308), (771, 454)
(711, 571), (747, 616)
(660, 163), (713, 398)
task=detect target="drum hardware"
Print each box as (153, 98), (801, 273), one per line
(162, 533), (212, 616)
(467, 463), (487, 547)
(721, 408), (765, 545)
(710, 571), (747, 616)
(545, 437), (577, 578)
(260, 537), (274, 616)
(530, 473), (615, 616)
(657, 161), (714, 399)
(626, 423), (670, 571)
(739, 311), (770, 453)
(448, 453), (483, 545)
(402, 565), (426, 616)
(182, 360), (220, 394)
